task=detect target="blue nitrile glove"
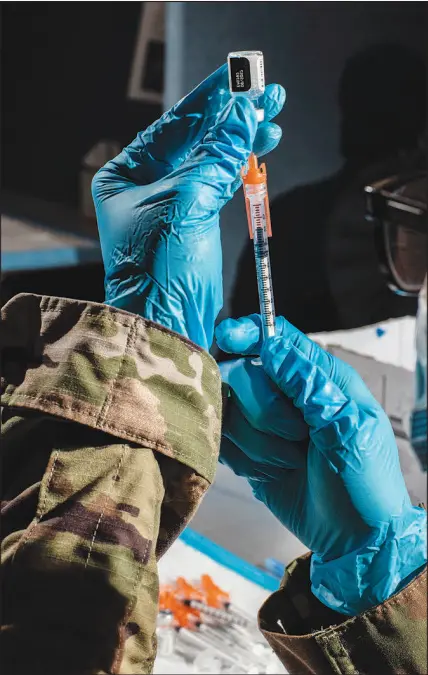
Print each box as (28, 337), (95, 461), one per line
(216, 314), (427, 615)
(92, 66), (285, 350)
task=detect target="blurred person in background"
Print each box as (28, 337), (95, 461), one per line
(1, 66), (426, 675)
(364, 165), (427, 472)
(413, 277), (427, 470)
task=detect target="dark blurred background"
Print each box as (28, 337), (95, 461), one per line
(2, 2), (426, 332)
(1, 2), (163, 305)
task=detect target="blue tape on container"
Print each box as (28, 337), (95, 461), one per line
(179, 527), (280, 592)
(264, 557), (286, 579)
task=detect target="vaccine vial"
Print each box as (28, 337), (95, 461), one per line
(227, 51), (265, 121)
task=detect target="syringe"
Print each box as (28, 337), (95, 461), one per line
(227, 50), (276, 341)
(242, 153), (276, 340)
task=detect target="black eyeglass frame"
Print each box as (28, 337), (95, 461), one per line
(364, 171), (427, 297)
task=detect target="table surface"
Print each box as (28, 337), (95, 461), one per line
(155, 536), (285, 674)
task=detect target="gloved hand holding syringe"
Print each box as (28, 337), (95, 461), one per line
(228, 51), (276, 340)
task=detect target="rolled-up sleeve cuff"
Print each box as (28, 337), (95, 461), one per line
(259, 553), (427, 674)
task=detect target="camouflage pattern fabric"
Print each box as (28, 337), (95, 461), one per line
(2, 293), (427, 674)
(1, 293), (221, 675)
(259, 551), (427, 674)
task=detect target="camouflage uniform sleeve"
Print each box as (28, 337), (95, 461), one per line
(1, 293), (221, 675)
(259, 552), (427, 674)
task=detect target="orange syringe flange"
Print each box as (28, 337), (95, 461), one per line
(241, 152), (272, 239)
(159, 585), (201, 630)
(175, 577), (205, 602)
(200, 574), (230, 609)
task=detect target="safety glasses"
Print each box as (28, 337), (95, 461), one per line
(365, 172), (427, 297)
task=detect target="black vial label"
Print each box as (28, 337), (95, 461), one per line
(229, 57), (251, 92)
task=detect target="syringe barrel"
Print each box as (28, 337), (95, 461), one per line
(244, 184), (269, 244)
(244, 184), (276, 340)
